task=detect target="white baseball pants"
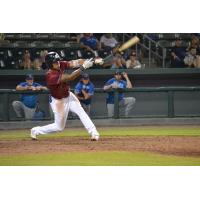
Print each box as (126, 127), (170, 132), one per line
(31, 92), (98, 136)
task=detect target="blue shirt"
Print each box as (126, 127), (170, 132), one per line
(74, 81), (94, 105)
(19, 82), (42, 108)
(80, 36), (98, 50)
(104, 78), (127, 104)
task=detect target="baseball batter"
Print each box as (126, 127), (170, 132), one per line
(31, 52), (99, 141)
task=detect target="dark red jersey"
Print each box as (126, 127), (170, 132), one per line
(46, 61), (71, 99)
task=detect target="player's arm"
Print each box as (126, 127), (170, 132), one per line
(61, 59), (94, 83)
(103, 80), (114, 90)
(122, 72), (133, 88)
(82, 85), (94, 100)
(16, 85), (28, 91)
(74, 84), (85, 100)
(68, 59), (85, 68)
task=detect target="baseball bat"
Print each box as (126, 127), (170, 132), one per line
(95, 36), (140, 65)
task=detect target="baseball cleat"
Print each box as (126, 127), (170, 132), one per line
(91, 131), (99, 141)
(30, 129), (38, 140)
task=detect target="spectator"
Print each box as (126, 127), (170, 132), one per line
(171, 38), (186, 67)
(33, 58), (42, 70)
(184, 48), (200, 68)
(20, 50), (32, 69)
(111, 54), (126, 69)
(103, 71), (136, 117)
(126, 51), (141, 69)
(80, 33), (100, 51)
(12, 74), (47, 120)
(100, 33), (118, 50)
(74, 73), (94, 115)
(40, 50), (48, 69)
(187, 35), (200, 53)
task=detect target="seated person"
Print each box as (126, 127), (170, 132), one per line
(111, 54), (126, 69)
(20, 50), (32, 69)
(12, 74), (47, 120)
(103, 71), (136, 117)
(100, 33), (118, 50)
(187, 35), (200, 54)
(126, 51), (141, 69)
(80, 33), (100, 51)
(171, 38), (186, 67)
(184, 47), (200, 68)
(74, 73), (94, 115)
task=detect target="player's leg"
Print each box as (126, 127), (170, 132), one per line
(12, 101), (24, 118)
(123, 97), (136, 117)
(22, 105), (36, 120)
(107, 103), (114, 117)
(69, 92), (99, 140)
(82, 103), (91, 115)
(31, 97), (69, 139)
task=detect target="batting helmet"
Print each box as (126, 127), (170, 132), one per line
(45, 52), (62, 68)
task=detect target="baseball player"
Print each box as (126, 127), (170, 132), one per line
(103, 71), (136, 117)
(31, 52), (99, 141)
(74, 73), (94, 115)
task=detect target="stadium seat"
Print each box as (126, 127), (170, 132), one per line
(30, 41), (46, 48)
(0, 50), (6, 59)
(13, 41), (28, 48)
(64, 49), (77, 60)
(0, 59), (6, 68)
(6, 60), (18, 69)
(31, 49), (41, 59)
(98, 49), (111, 58)
(35, 34), (49, 40)
(19, 33), (33, 40)
(48, 41), (65, 48)
(80, 50), (95, 59)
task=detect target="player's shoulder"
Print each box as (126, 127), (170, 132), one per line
(59, 61), (70, 69)
(19, 82), (27, 86)
(75, 81), (82, 88)
(33, 82), (41, 86)
(121, 80), (127, 84)
(109, 78), (115, 82)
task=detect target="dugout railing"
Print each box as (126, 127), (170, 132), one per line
(0, 87), (200, 121)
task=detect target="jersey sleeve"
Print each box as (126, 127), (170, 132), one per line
(74, 83), (82, 94)
(59, 61), (70, 70)
(104, 78), (114, 86)
(88, 83), (94, 95)
(19, 82), (27, 87)
(34, 82), (42, 87)
(123, 80), (127, 88)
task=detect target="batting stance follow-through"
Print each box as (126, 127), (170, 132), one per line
(30, 52), (100, 141)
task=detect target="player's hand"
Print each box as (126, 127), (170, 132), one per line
(35, 86), (42, 90)
(122, 72), (128, 78)
(31, 86), (37, 91)
(82, 58), (94, 69)
(94, 58), (104, 65)
(111, 82), (118, 89)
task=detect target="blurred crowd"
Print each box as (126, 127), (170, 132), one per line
(1, 33), (200, 69)
(6, 33), (141, 70)
(171, 35), (200, 68)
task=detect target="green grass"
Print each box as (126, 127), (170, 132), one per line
(0, 126), (200, 140)
(0, 126), (200, 166)
(0, 151), (200, 166)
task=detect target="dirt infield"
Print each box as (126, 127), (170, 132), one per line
(1, 136), (200, 157)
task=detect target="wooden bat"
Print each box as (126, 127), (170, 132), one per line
(95, 36), (140, 65)
(117, 36), (140, 52)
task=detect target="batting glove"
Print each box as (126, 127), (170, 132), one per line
(82, 58), (94, 69)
